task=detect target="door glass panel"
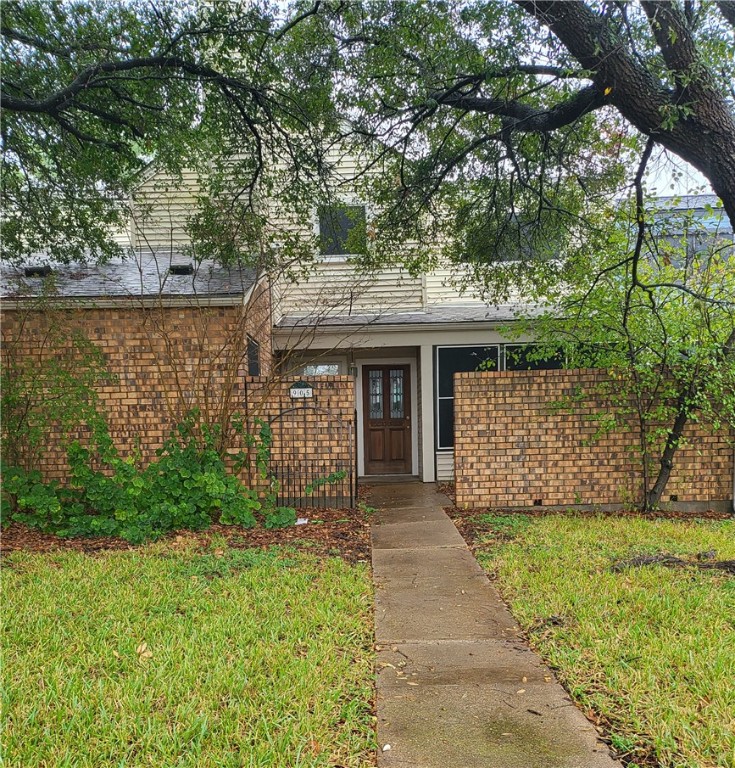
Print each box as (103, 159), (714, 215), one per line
(369, 369), (383, 419)
(389, 369), (404, 419)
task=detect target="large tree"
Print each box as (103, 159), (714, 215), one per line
(1, 0), (338, 264)
(332, 1), (735, 293)
(329, 0), (735, 508)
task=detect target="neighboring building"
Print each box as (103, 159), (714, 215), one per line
(651, 194), (734, 266)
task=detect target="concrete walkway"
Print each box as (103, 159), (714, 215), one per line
(369, 481), (621, 768)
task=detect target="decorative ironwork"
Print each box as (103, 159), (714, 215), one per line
(267, 404), (356, 508)
(369, 369), (383, 420)
(389, 368), (404, 419)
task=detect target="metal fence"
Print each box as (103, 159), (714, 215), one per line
(267, 405), (356, 508)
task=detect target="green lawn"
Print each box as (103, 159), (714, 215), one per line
(1, 541), (375, 767)
(470, 514), (735, 768)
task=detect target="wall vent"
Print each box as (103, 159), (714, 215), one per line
(533, 499), (543, 506)
(169, 264), (194, 276)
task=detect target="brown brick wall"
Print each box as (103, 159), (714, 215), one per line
(240, 376), (356, 504)
(2, 288), (273, 476)
(2, 286), (357, 505)
(454, 369), (733, 509)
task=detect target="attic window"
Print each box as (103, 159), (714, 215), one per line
(169, 264), (194, 276)
(24, 265), (52, 278)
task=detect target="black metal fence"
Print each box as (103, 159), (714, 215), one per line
(267, 405), (356, 508)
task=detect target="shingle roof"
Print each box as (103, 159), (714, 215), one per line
(0, 251), (258, 300)
(652, 195), (733, 233)
(276, 302), (539, 329)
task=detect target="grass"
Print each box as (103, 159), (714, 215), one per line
(1, 540), (375, 767)
(471, 514), (735, 768)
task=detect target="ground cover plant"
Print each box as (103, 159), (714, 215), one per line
(457, 512), (735, 768)
(1, 539), (376, 767)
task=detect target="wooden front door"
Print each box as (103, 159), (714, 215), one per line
(363, 365), (412, 474)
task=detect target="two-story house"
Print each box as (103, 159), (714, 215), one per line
(118, 144), (567, 484)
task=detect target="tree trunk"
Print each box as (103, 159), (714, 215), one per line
(644, 391), (691, 510)
(645, 328), (735, 510)
(517, 1), (735, 227)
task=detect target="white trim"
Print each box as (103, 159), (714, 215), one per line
(1, 294), (248, 311)
(356, 355), (419, 479)
(419, 344), (436, 482)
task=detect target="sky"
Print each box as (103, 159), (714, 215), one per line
(646, 148), (714, 198)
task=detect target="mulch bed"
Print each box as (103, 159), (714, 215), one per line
(0, 506), (372, 564)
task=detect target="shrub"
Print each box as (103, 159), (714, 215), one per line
(1, 414), (277, 543)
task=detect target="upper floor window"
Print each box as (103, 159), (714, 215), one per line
(318, 204), (366, 257)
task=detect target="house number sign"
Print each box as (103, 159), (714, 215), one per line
(289, 381), (314, 399)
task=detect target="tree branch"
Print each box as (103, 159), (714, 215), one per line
(640, 1), (704, 95)
(716, 1), (735, 30)
(430, 82), (606, 133)
(0, 55), (258, 115)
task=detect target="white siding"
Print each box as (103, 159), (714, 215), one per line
(276, 262), (424, 318)
(131, 168), (203, 251)
(425, 264), (484, 305)
(436, 450), (454, 481)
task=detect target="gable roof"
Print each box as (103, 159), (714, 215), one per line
(1, 251), (258, 303)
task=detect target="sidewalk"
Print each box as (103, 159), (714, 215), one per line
(369, 481), (622, 768)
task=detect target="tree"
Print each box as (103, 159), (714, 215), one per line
(523, 194), (735, 510)
(330, 1), (735, 507)
(332, 1), (735, 294)
(1, 0), (339, 265)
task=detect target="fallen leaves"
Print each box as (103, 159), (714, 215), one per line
(136, 642), (153, 662)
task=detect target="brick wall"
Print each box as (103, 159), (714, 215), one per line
(1, 287), (274, 476)
(241, 376), (356, 506)
(454, 369), (733, 510)
(2, 289), (356, 506)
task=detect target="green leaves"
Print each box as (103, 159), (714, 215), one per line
(1, 0), (340, 264)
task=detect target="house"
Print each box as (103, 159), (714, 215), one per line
(2, 145), (731, 496)
(115, 148), (566, 484)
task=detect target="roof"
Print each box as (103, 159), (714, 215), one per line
(276, 302), (539, 329)
(652, 195), (733, 234)
(1, 251), (258, 301)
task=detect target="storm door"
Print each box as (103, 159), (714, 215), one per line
(362, 365), (412, 474)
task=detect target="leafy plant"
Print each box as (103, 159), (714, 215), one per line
(1, 309), (111, 471)
(0, 411), (286, 543)
(263, 506), (298, 530)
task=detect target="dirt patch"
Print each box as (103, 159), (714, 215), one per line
(436, 482), (455, 504)
(610, 552), (735, 575)
(0, 506), (372, 564)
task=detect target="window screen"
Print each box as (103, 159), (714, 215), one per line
(503, 345), (564, 371)
(436, 346), (498, 449)
(319, 205), (366, 255)
(247, 336), (260, 376)
(437, 347), (498, 397)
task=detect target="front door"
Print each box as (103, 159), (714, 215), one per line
(363, 365), (412, 474)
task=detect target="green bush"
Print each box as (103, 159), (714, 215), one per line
(1, 414), (271, 543)
(2, 408), (356, 542)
